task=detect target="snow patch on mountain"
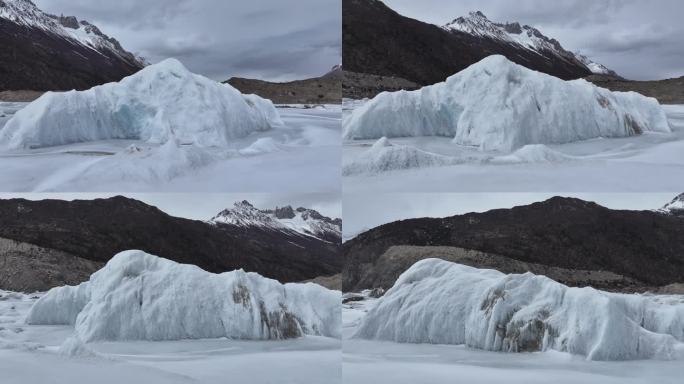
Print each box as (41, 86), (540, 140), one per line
(443, 11), (582, 66)
(354, 258), (684, 361)
(26, 250), (341, 342)
(0, 58), (283, 149)
(210, 200), (341, 242)
(658, 193), (684, 216)
(575, 52), (618, 76)
(343, 55), (670, 151)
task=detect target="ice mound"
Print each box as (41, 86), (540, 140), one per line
(490, 144), (574, 164)
(26, 250), (340, 342)
(343, 55), (671, 151)
(354, 259), (684, 360)
(0, 58), (283, 149)
(343, 137), (458, 175)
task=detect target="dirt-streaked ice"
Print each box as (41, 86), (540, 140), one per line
(355, 259), (684, 361)
(27, 250), (341, 342)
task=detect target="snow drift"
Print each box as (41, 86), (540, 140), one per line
(0, 58), (283, 149)
(26, 250), (340, 342)
(343, 137), (458, 175)
(354, 259), (684, 361)
(343, 55), (670, 151)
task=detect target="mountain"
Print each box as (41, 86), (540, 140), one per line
(209, 200), (342, 244)
(0, 0), (145, 91)
(343, 0), (591, 88)
(343, 195), (684, 292)
(658, 193), (684, 217)
(0, 196), (341, 292)
(225, 64), (341, 104)
(574, 51), (619, 77)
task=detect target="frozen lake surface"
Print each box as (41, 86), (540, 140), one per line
(343, 101), (684, 192)
(0, 289), (341, 384)
(0, 103), (341, 192)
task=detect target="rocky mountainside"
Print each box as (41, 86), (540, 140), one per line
(0, 0), (145, 91)
(658, 193), (684, 216)
(574, 51), (619, 77)
(209, 200), (342, 243)
(343, 195), (684, 292)
(0, 196), (341, 291)
(225, 64), (341, 104)
(343, 0), (591, 88)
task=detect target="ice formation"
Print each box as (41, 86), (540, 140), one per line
(0, 58), (283, 149)
(354, 258), (684, 361)
(490, 144), (574, 164)
(343, 55), (670, 151)
(26, 250), (340, 342)
(343, 137), (458, 175)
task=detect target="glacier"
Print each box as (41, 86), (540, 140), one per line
(343, 55), (671, 151)
(26, 250), (340, 342)
(354, 258), (684, 361)
(0, 58), (283, 149)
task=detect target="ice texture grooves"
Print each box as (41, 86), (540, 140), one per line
(354, 258), (684, 361)
(343, 55), (670, 151)
(0, 58), (283, 149)
(26, 250), (340, 342)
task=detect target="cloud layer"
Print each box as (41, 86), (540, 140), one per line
(35, 0), (341, 81)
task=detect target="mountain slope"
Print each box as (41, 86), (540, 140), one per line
(343, 0), (591, 87)
(210, 200), (342, 243)
(343, 195), (684, 292)
(0, 196), (341, 291)
(225, 64), (341, 104)
(0, 0), (145, 91)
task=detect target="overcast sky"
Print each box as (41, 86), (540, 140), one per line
(343, 192), (678, 240)
(384, 0), (684, 80)
(0, 193), (341, 221)
(35, 0), (341, 82)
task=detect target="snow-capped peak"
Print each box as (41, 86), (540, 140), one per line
(443, 11), (581, 64)
(658, 193), (684, 216)
(0, 0), (145, 67)
(209, 201), (341, 242)
(574, 51), (618, 76)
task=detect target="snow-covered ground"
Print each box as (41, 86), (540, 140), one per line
(0, 254), (342, 383)
(343, 102), (684, 192)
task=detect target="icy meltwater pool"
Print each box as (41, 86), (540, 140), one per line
(343, 102), (684, 192)
(0, 103), (341, 192)
(342, 292), (684, 384)
(0, 290), (341, 384)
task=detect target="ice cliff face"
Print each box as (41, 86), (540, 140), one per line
(343, 55), (670, 151)
(210, 201), (342, 243)
(26, 250), (341, 342)
(0, 58), (283, 149)
(354, 258), (684, 360)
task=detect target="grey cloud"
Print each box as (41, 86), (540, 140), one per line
(35, 0), (341, 81)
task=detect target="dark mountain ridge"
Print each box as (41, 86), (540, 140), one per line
(343, 196), (684, 292)
(0, 196), (341, 291)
